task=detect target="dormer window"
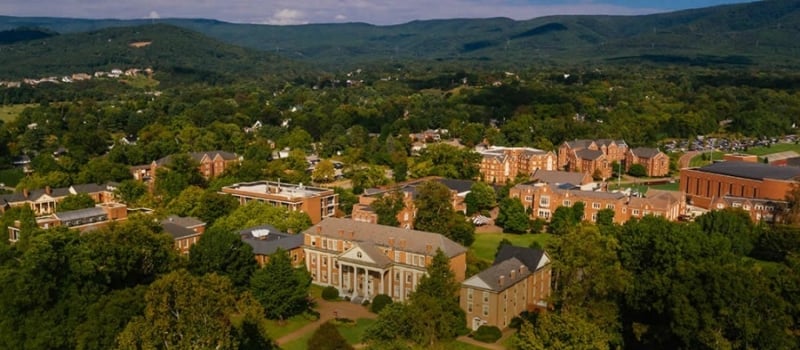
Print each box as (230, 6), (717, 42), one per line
(357, 252), (362, 258)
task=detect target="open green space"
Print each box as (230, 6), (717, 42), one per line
(648, 181), (680, 191)
(471, 233), (553, 262)
(0, 168), (24, 187)
(744, 143), (800, 156)
(280, 318), (376, 350)
(689, 151), (725, 167)
(0, 104), (34, 122)
(264, 314), (317, 340)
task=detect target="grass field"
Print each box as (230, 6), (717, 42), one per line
(689, 151), (725, 167)
(744, 143), (800, 156)
(281, 318), (376, 350)
(0, 104), (35, 122)
(0, 168), (24, 187)
(471, 233), (553, 262)
(264, 314), (317, 340)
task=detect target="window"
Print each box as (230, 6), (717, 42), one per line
(592, 202), (601, 209)
(632, 209), (640, 216)
(524, 195), (533, 202)
(483, 291), (489, 303)
(356, 252), (362, 258)
(606, 204), (615, 209)
(468, 303), (473, 313)
(406, 274), (412, 283)
(394, 251), (400, 262)
(483, 305), (489, 317)
(395, 272), (400, 280)
(467, 289), (473, 301)
(563, 200), (571, 207)
(537, 209), (550, 219)
(322, 257), (327, 266)
(539, 196), (550, 207)
(591, 213), (597, 221)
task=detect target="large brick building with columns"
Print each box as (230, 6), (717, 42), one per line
(301, 218), (467, 303)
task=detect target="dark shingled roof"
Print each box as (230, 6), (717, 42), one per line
(494, 245), (547, 272)
(575, 149), (604, 160)
(698, 161), (800, 181)
(463, 257), (531, 292)
(162, 222), (198, 239)
(239, 225), (305, 256)
(531, 169), (588, 186)
(630, 147), (662, 159)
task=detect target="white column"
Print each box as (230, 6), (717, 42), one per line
(338, 262), (343, 291)
(380, 270), (385, 296)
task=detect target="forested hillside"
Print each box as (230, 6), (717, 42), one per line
(1, 0), (799, 68)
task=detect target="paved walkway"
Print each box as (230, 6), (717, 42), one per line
(456, 328), (516, 350)
(678, 150), (700, 169)
(275, 298), (376, 346)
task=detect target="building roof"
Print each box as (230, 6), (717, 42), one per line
(462, 257), (530, 292)
(303, 217), (467, 257)
(53, 206), (107, 221)
(494, 245), (548, 272)
(765, 151), (800, 163)
(221, 181), (334, 200)
(0, 182), (115, 204)
(154, 151), (238, 167)
(531, 169), (588, 186)
(697, 161), (800, 181)
(630, 147), (662, 159)
(339, 242), (394, 268)
(575, 149), (604, 161)
(239, 225), (304, 256)
(435, 178), (475, 194)
(162, 222), (199, 239)
(162, 215), (205, 228)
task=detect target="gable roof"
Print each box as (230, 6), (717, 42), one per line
(697, 161), (800, 181)
(339, 242), (393, 268)
(575, 149), (604, 161)
(494, 245), (548, 272)
(303, 217), (466, 257)
(239, 225), (305, 256)
(54, 206), (107, 222)
(162, 222), (199, 239)
(630, 147), (662, 159)
(531, 169), (588, 186)
(462, 257), (530, 292)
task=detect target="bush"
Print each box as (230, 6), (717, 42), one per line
(362, 299), (370, 307)
(322, 286), (339, 301)
(308, 321), (354, 350)
(370, 294), (393, 314)
(305, 310), (321, 321)
(473, 325), (502, 343)
(628, 164), (647, 177)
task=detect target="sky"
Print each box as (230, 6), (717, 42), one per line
(0, 0), (756, 25)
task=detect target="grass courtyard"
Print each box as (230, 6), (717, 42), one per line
(470, 232), (553, 262)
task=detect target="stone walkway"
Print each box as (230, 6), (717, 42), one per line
(456, 328), (516, 350)
(275, 298), (377, 346)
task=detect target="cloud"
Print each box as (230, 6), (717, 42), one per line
(148, 10), (160, 19)
(264, 8), (308, 25)
(335, 14), (347, 21)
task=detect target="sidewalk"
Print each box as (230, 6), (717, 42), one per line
(275, 298), (376, 346)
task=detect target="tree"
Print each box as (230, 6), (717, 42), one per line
(596, 208), (615, 227)
(627, 163), (647, 177)
(212, 201), (312, 234)
(75, 286), (146, 350)
(349, 165), (388, 194)
(76, 157), (132, 184)
(116, 270), (274, 350)
(371, 191), (405, 226)
(334, 187), (358, 215)
(695, 208), (757, 255)
(250, 248), (311, 320)
(57, 193), (96, 212)
(571, 201), (585, 223)
(188, 227), (257, 288)
(312, 159), (336, 183)
(464, 182), (496, 215)
(308, 321), (354, 350)
(195, 191), (239, 225)
(114, 179), (147, 204)
(414, 181), (474, 246)
(511, 312), (610, 350)
(408, 249), (464, 345)
(548, 206), (576, 235)
(497, 197), (529, 233)
(364, 303), (412, 344)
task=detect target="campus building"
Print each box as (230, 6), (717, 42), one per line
(161, 215), (206, 255)
(220, 181), (338, 224)
(477, 146), (555, 185)
(461, 246), (551, 330)
(558, 139), (628, 179)
(0, 183), (118, 215)
(8, 203), (128, 242)
(626, 147), (670, 177)
(239, 224), (305, 267)
(130, 151), (240, 182)
(680, 161), (800, 220)
(302, 218), (467, 303)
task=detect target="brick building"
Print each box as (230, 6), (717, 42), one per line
(0, 183), (118, 215)
(131, 150), (240, 183)
(558, 139), (627, 179)
(461, 246), (551, 330)
(680, 162), (800, 217)
(626, 147), (670, 177)
(220, 181), (337, 224)
(510, 182), (684, 223)
(477, 146), (555, 185)
(239, 224), (305, 267)
(8, 203), (128, 242)
(302, 218), (467, 303)
(161, 215), (206, 254)
(351, 178), (476, 228)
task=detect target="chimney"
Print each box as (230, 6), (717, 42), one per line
(45, 186), (51, 195)
(426, 244), (432, 254)
(510, 269), (516, 279)
(520, 265), (527, 275)
(338, 229), (344, 237)
(498, 275), (505, 287)
(23, 188), (29, 198)
(400, 239), (406, 248)
(350, 231), (355, 239)
(316, 226), (322, 233)
(389, 237), (395, 247)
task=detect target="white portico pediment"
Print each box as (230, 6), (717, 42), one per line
(340, 245), (377, 264)
(34, 194), (56, 202)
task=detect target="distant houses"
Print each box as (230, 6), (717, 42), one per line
(220, 181), (337, 224)
(0, 182), (118, 215)
(130, 150), (240, 183)
(477, 146), (556, 185)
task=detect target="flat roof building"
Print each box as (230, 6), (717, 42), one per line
(221, 181), (337, 224)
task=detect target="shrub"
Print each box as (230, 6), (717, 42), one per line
(362, 299), (370, 307)
(322, 286), (339, 301)
(370, 294), (393, 313)
(308, 321), (354, 350)
(628, 164), (647, 177)
(473, 325), (502, 343)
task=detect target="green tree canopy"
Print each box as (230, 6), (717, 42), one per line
(56, 193), (96, 212)
(250, 248), (311, 320)
(188, 226), (257, 288)
(212, 201), (312, 234)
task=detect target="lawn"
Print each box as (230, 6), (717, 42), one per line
(0, 168), (24, 187)
(689, 151), (725, 167)
(280, 318), (376, 350)
(264, 314), (317, 340)
(648, 181), (680, 191)
(744, 143), (800, 156)
(0, 104), (35, 122)
(471, 233), (553, 262)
